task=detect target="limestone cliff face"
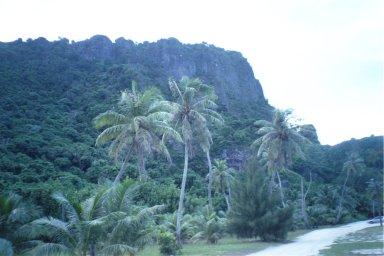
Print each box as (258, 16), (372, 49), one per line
(73, 35), (271, 116)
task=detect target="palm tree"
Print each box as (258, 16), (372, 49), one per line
(190, 206), (226, 244)
(335, 152), (364, 223)
(94, 81), (181, 183)
(252, 110), (311, 207)
(21, 181), (163, 256)
(168, 77), (223, 244)
(211, 159), (234, 211)
(300, 170), (312, 227)
(0, 193), (40, 255)
(159, 213), (195, 243)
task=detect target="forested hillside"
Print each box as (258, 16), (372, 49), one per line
(0, 35), (382, 231)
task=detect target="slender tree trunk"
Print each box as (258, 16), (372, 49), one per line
(372, 201), (375, 217)
(268, 171), (276, 196)
(336, 170), (350, 223)
(276, 171), (286, 207)
(225, 176), (231, 212)
(137, 151), (148, 181)
(89, 242), (95, 256)
(224, 194), (230, 212)
(176, 143), (189, 246)
(300, 176), (309, 227)
(113, 155), (129, 185)
(206, 150), (213, 209)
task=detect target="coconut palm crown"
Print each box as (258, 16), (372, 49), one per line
(212, 159), (234, 211)
(94, 81), (181, 183)
(252, 109), (312, 206)
(168, 76), (223, 244)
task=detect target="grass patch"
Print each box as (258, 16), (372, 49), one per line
(319, 226), (384, 256)
(138, 229), (311, 256)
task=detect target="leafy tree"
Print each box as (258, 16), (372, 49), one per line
(228, 167), (293, 241)
(168, 77), (222, 244)
(252, 110), (310, 207)
(94, 81), (180, 183)
(212, 159), (234, 211)
(335, 152), (364, 223)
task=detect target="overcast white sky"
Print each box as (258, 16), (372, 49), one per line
(0, 0), (382, 145)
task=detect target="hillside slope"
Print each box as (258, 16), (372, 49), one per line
(0, 36), (382, 220)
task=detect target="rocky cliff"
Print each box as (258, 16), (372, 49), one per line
(72, 35), (271, 116)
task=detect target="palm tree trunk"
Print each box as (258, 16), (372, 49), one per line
(336, 170), (350, 223)
(268, 170), (276, 196)
(276, 171), (286, 207)
(138, 151), (148, 181)
(113, 155), (129, 185)
(176, 143), (189, 245)
(372, 201), (375, 217)
(224, 194), (230, 212)
(225, 176), (231, 212)
(89, 242), (95, 256)
(300, 176), (309, 227)
(206, 150), (213, 209)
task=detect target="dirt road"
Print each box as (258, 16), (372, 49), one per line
(247, 221), (377, 256)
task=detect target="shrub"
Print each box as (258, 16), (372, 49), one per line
(190, 206), (226, 244)
(158, 231), (179, 255)
(228, 168), (293, 241)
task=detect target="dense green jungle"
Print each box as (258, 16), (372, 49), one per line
(0, 35), (382, 255)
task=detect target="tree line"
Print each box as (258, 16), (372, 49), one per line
(1, 76), (382, 255)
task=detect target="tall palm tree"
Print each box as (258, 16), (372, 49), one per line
(252, 110), (310, 207)
(335, 152), (364, 223)
(94, 81), (181, 183)
(21, 181), (163, 256)
(211, 159), (234, 211)
(168, 77), (222, 244)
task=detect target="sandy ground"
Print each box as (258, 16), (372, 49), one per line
(247, 221), (379, 256)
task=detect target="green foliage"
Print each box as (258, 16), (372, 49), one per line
(228, 167), (293, 241)
(135, 179), (179, 212)
(0, 193), (41, 254)
(190, 206), (226, 244)
(0, 238), (13, 256)
(0, 36), (383, 253)
(158, 231), (180, 256)
(94, 81), (181, 182)
(18, 181), (163, 255)
(159, 213), (195, 242)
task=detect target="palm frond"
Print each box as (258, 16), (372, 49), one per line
(95, 125), (126, 146)
(52, 193), (80, 225)
(27, 242), (72, 256)
(99, 244), (137, 256)
(0, 238), (13, 256)
(93, 111), (127, 129)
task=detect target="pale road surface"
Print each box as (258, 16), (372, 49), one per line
(247, 221), (378, 256)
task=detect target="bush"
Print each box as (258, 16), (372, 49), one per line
(158, 231), (179, 255)
(228, 167), (293, 241)
(190, 206), (226, 244)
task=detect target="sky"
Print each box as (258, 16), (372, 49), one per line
(0, 0), (382, 145)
